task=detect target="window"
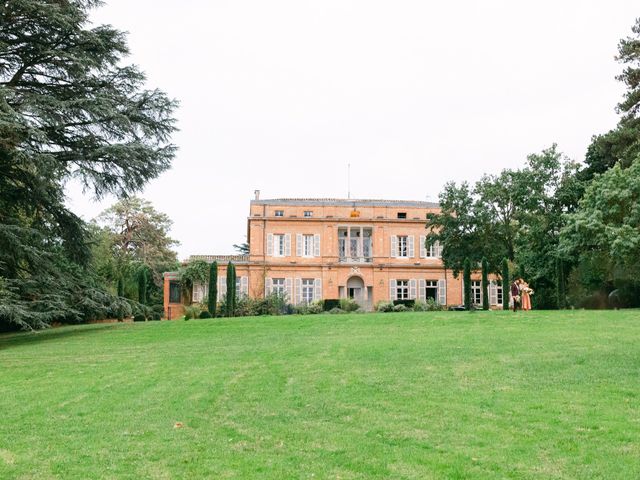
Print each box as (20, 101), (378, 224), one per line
(397, 212), (407, 219)
(396, 280), (409, 300)
(304, 211), (313, 217)
(302, 279), (315, 303)
(471, 280), (482, 305)
(169, 281), (181, 303)
(496, 283), (503, 306)
(426, 241), (441, 258)
(425, 280), (438, 301)
(398, 235), (408, 257)
(274, 234), (285, 256)
(272, 278), (285, 296)
(303, 234), (314, 256)
(275, 210), (284, 217)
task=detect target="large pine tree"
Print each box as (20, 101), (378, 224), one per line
(0, 1), (177, 329)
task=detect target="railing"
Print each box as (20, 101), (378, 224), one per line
(338, 238), (373, 263)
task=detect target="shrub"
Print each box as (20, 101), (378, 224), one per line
(375, 301), (394, 312)
(393, 299), (415, 309)
(184, 304), (202, 320)
(199, 310), (212, 319)
(308, 301), (324, 314)
(323, 299), (341, 311)
(328, 307), (346, 314)
(339, 298), (359, 312)
(133, 314), (146, 322)
(413, 300), (428, 311)
(426, 298), (444, 311)
(393, 304), (409, 312)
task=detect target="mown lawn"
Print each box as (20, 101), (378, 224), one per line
(1, 310), (639, 479)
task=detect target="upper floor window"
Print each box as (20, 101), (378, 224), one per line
(397, 212), (407, 219)
(426, 241), (441, 258)
(398, 235), (408, 257)
(275, 210), (284, 217)
(304, 211), (313, 217)
(303, 234), (314, 256)
(396, 280), (409, 300)
(274, 234), (285, 256)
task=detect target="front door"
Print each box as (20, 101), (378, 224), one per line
(348, 287), (362, 301)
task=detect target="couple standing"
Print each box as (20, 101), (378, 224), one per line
(510, 278), (533, 312)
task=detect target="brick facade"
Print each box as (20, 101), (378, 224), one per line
(163, 197), (504, 317)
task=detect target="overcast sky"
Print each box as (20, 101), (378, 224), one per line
(65, 1), (638, 259)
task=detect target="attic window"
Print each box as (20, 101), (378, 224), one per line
(304, 211), (313, 217)
(275, 210), (284, 217)
(397, 212), (407, 219)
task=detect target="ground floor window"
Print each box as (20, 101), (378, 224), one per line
(302, 278), (315, 303)
(471, 280), (482, 305)
(425, 280), (438, 301)
(396, 280), (409, 300)
(169, 281), (181, 303)
(496, 284), (503, 306)
(272, 278), (285, 296)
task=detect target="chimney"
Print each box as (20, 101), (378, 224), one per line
(254, 189), (260, 200)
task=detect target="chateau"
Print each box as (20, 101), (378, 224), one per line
(163, 194), (504, 318)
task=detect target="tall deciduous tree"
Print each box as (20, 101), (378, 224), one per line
(208, 262), (218, 317)
(0, 1), (177, 329)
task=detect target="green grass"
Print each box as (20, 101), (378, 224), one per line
(1, 310), (639, 479)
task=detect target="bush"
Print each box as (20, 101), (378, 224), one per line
(323, 299), (341, 311)
(184, 304), (202, 320)
(133, 314), (146, 322)
(339, 298), (359, 312)
(375, 301), (394, 312)
(393, 299), (415, 308)
(199, 310), (212, 319)
(393, 304), (409, 312)
(328, 307), (346, 314)
(413, 300), (428, 311)
(308, 301), (324, 314)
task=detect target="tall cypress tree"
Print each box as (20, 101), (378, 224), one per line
(208, 261), (218, 317)
(501, 258), (510, 310)
(138, 268), (147, 305)
(556, 257), (565, 310)
(226, 262), (236, 317)
(463, 258), (472, 311)
(481, 257), (489, 310)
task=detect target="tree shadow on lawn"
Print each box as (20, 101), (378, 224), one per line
(0, 323), (123, 351)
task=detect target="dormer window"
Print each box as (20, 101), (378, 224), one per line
(275, 210), (284, 217)
(397, 212), (407, 219)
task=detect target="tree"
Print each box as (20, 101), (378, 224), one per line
(233, 243), (250, 255)
(501, 258), (510, 310)
(0, 1), (177, 329)
(463, 258), (472, 311)
(180, 260), (208, 305)
(481, 257), (489, 310)
(208, 261), (218, 317)
(556, 258), (566, 310)
(137, 268), (147, 305)
(226, 262), (236, 317)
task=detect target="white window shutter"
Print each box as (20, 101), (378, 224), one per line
(489, 280), (498, 306)
(437, 279), (446, 305)
(296, 234), (303, 256)
(390, 235), (398, 258)
(241, 276), (248, 296)
(265, 277), (273, 296)
(285, 278), (293, 302)
(192, 282), (201, 302)
(314, 234), (320, 257)
(285, 234), (291, 256)
(314, 278), (322, 301)
(218, 276), (227, 301)
(420, 235), (427, 258)
(295, 278), (302, 305)
(418, 279), (426, 300)
(409, 279), (417, 299)
(408, 236), (414, 258)
(389, 279), (397, 301)
(435, 241), (443, 258)
(266, 234), (273, 256)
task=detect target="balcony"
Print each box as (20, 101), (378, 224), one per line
(338, 227), (372, 263)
